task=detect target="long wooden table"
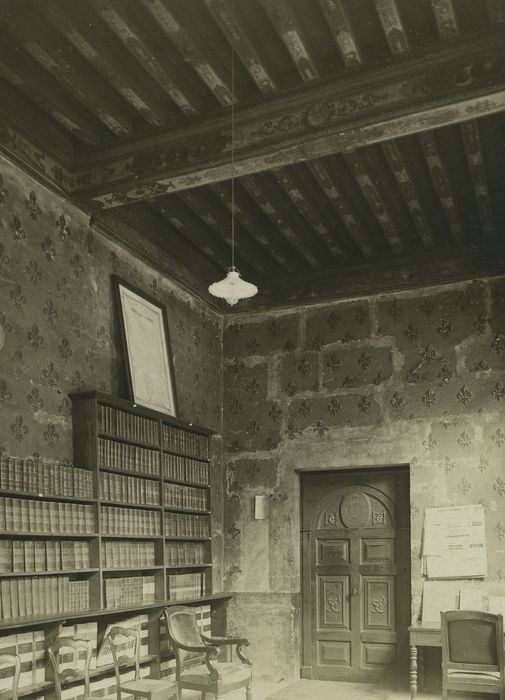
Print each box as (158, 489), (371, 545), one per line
(408, 621), (442, 699)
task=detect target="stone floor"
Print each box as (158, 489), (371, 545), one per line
(214, 679), (494, 700)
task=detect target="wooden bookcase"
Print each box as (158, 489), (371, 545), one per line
(0, 390), (229, 699)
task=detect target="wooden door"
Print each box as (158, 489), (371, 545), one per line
(301, 467), (410, 683)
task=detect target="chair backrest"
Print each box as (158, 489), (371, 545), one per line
(0, 653), (21, 700)
(47, 637), (92, 700)
(441, 610), (504, 676)
(106, 626), (141, 688)
(163, 606), (205, 667)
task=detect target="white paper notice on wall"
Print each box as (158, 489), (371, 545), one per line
(422, 504), (487, 579)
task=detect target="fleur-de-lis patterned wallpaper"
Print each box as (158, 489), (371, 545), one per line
(222, 280), (505, 678)
(0, 154), (223, 510)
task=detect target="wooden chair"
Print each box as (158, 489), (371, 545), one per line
(163, 605), (252, 700)
(106, 625), (177, 700)
(47, 637), (92, 700)
(0, 653), (21, 700)
(441, 610), (505, 699)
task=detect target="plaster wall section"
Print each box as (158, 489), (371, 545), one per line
(222, 280), (505, 680)
(0, 154), (225, 587)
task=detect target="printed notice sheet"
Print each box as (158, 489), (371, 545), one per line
(422, 505), (487, 579)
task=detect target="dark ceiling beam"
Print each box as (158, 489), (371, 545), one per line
(417, 129), (466, 244)
(486, 0), (505, 24)
(177, 186), (277, 277)
(372, 0), (410, 55)
(431, 0), (460, 41)
(270, 166), (349, 261)
(0, 38), (103, 146)
(240, 174), (324, 268)
(87, 0), (200, 116)
(147, 195), (242, 276)
(10, 12), (136, 138)
(117, 203), (224, 279)
(70, 31), (505, 210)
(342, 150), (404, 254)
(381, 141), (435, 249)
(210, 181), (306, 272)
(40, 0), (170, 129)
(460, 121), (495, 235)
(317, 0), (363, 68)
(258, 0), (319, 81)
(140, 0), (234, 107)
(204, 0), (276, 94)
(249, 240), (505, 312)
(306, 159), (372, 258)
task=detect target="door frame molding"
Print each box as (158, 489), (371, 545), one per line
(298, 463), (411, 681)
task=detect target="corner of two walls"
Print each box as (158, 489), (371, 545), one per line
(221, 280), (505, 681)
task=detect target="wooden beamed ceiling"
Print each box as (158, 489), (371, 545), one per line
(0, 0), (504, 310)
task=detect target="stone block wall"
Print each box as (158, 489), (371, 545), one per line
(222, 278), (505, 680)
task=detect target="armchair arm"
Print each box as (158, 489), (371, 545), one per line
(171, 640), (220, 679)
(201, 634), (252, 666)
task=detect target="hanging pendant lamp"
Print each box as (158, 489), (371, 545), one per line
(208, 47), (258, 306)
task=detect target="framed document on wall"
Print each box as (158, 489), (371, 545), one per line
(113, 276), (177, 416)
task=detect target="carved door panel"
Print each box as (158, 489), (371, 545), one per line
(301, 468), (410, 683)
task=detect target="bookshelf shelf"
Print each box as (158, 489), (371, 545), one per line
(99, 465), (161, 481)
(101, 534), (163, 541)
(163, 507), (210, 515)
(164, 536), (211, 542)
(99, 499), (162, 510)
(162, 478), (210, 488)
(0, 569), (99, 578)
(165, 564), (212, 570)
(0, 490), (96, 505)
(98, 431), (160, 450)
(102, 566), (164, 572)
(0, 592), (232, 631)
(0, 531), (99, 539)
(162, 448), (210, 463)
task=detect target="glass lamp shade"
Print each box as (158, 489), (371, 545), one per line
(208, 268), (258, 306)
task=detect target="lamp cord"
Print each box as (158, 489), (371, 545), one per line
(231, 44), (235, 271)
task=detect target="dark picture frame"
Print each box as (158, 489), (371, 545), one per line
(112, 275), (177, 416)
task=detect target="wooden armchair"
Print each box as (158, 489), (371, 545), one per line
(106, 625), (177, 700)
(0, 653), (21, 700)
(441, 610), (505, 700)
(162, 605), (252, 700)
(47, 637), (92, 700)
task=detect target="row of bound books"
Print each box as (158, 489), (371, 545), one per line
(167, 572), (203, 600)
(103, 575), (155, 609)
(98, 437), (160, 476)
(102, 540), (155, 569)
(163, 483), (208, 511)
(98, 404), (158, 444)
(101, 506), (161, 536)
(0, 630), (45, 687)
(165, 542), (207, 566)
(164, 512), (210, 539)
(0, 455), (94, 499)
(0, 540), (90, 573)
(162, 453), (210, 485)
(0, 497), (95, 534)
(0, 577), (89, 619)
(162, 425), (209, 459)
(99, 471), (160, 506)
